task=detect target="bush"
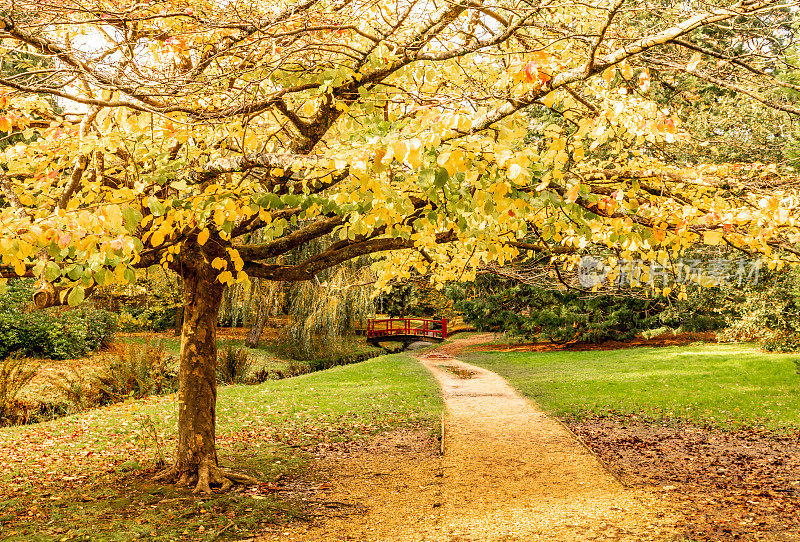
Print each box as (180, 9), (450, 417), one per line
(115, 311), (146, 332)
(216, 345), (253, 384)
(453, 275), (727, 344)
(96, 340), (177, 403)
(0, 279), (117, 360)
(84, 310), (117, 351)
(0, 355), (41, 424)
(119, 305), (179, 332)
(718, 268), (800, 351)
(454, 280), (655, 343)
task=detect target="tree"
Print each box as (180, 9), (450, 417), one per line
(1, 0), (800, 493)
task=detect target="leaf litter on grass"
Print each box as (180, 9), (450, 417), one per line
(570, 416), (800, 542)
(0, 353), (442, 541)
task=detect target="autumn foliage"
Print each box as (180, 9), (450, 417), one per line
(1, 0), (799, 492)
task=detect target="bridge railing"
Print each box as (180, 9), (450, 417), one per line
(366, 318), (447, 340)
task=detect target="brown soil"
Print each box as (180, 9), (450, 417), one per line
(473, 331), (717, 353)
(570, 418), (800, 541)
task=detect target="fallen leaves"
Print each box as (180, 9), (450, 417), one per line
(570, 416), (800, 541)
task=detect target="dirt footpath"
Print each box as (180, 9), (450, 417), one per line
(257, 336), (673, 541)
(417, 347), (671, 541)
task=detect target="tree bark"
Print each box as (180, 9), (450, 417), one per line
(173, 305), (184, 336)
(244, 302), (269, 348)
(154, 265), (256, 493)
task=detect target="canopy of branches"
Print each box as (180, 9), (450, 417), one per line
(1, 0), (799, 299)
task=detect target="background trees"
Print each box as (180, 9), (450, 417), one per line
(2, 0), (800, 492)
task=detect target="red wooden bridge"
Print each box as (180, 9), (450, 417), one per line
(366, 318), (447, 346)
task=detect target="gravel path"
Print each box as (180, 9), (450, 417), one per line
(417, 338), (670, 541)
(258, 336), (673, 541)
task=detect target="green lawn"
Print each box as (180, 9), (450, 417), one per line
(0, 353), (442, 541)
(463, 344), (800, 429)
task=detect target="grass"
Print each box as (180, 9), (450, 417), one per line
(463, 343), (800, 430)
(0, 353), (442, 541)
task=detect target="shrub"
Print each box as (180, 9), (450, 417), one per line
(216, 345), (253, 384)
(453, 275), (726, 344)
(116, 311), (146, 332)
(0, 280), (117, 360)
(48, 364), (98, 413)
(119, 306), (179, 332)
(718, 268), (800, 351)
(83, 310), (117, 351)
(0, 355), (41, 424)
(96, 340), (177, 403)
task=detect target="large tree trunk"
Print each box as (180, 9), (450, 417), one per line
(154, 266), (255, 493)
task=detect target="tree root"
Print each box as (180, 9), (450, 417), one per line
(221, 468), (258, 485)
(193, 461), (257, 494)
(153, 465), (179, 482)
(152, 462), (257, 494)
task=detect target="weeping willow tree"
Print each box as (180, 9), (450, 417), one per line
(219, 227), (271, 328)
(243, 278), (286, 348)
(221, 227), (376, 356)
(284, 258), (375, 360)
(276, 231), (375, 359)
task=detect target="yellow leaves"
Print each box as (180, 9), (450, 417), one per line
(150, 229), (166, 247)
(211, 257), (227, 270)
(686, 52), (703, 72)
(391, 138), (422, 168)
(217, 270), (234, 284)
(391, 140), (408, 162)
(226, 247), (244, 272)
(103, 205), (124, 231)
(213, 208), (227, 228)
(197, 228), (210, 245)
(703, 230), (723, 245)
(566, 183), (580, 203)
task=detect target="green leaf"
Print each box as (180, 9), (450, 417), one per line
(281, 194), (300, 207)
(123, 267), (136, 283)
(94, 268), (108, 286)
(67, 264), (84, 281)
(147, 197), (165, 217)
(257, 193), (283, 210)
(67, 286), (85, 307)
(433, 166), (449, 188)
(420, 166), (449, 188)
(122, 206), (143, 233)
(44, 261), (61, 282)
